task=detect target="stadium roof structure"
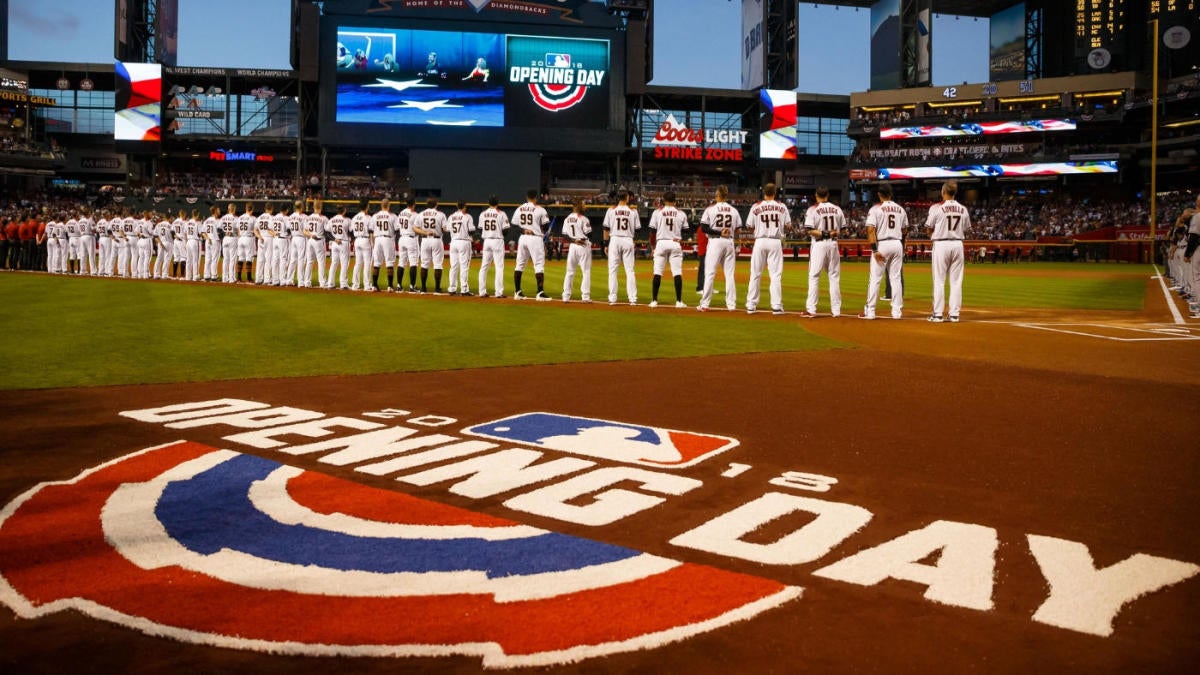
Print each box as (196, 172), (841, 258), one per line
(807, 1), (1021, 18)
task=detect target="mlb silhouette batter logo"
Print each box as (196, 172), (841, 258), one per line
(463, 413), (739, 468)
(0, 441), (795, 668)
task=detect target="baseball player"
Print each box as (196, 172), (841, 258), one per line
(477, 195), (510, 297)
(96, 211), (114, 276)
(43, 216), (60, 273)
(170, 210), (187, 279)
(394, 199), (418, 291)
(302, 199), (329, 289)
(800, 185), (844, 318)
(118, 210), (137, 278)
(77, 209), (95, 276)
(446, 201), (475, 295)
(287, 201), (307, 286)
(860, 184), (907, 320)
(560, 199), (593, 303)
(349, 202), (373, 291)
(326, 205), (352, 290)
(745, 183), (790, 315)
(697, 186), (742, 312)
(184, 210), (203, 281)
(1179, 195), (1200, 319)
(236, 203), (257, 283)
(269, 204), (293, 285)
(603, 190), (641, 305)
(219, 204), (239, 283)
(201, 206), (221, 282)
(926, 180), (970, 322)
(153, 212), (173, 279)
(511, 190), (552, 300)
(371, 199), (398, 291)
(65, 213), (81, 274)
(414, 198), (447, 293)
(648, 191), (689, 308)
(134, 211), (155, 279)
(254, 204), (274, 284)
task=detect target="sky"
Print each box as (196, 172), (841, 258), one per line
(649, 0), (991, 94)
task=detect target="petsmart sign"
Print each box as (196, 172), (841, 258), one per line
(0, 398), (1196, 669)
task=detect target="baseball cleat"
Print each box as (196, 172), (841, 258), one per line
(857, 312), (875, 320)
(462, 291), (473, 297)
(675, 302), (687, 309)
(928, 315), (944, 323)
(608, 300), (617, 305)
(581, 298), (592, 304)
(798, 311), (817, 318)
(536, 292), (552, 302)
(649, 301), (658, 308)
(514, 291), (527, 300)
(949, 316), (960, 323)
(629, 301), (638, 306)
(494, 294), (506, 299)
(746, 308), (756, 314)
(479, 292), (489, 298)
(449, 291), (459, 296)
(771, 307), (784, 315)
(697, 306), (709, 312)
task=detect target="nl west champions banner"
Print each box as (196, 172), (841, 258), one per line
(335, 27), (609, 130)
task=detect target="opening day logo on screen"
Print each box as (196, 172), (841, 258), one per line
(505, 34), (609, 127)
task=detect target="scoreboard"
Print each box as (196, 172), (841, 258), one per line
(1075, 0), (1127, 70)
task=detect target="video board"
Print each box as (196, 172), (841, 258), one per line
(321, 18), (623, 152)
(880, 119), (1077, 140)
(115, 61), (162, 149)
(877, 161), (1117, 180)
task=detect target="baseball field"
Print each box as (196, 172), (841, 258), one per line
(1, 259), (1198, 673)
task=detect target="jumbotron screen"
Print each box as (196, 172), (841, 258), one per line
(333, 25), (611, 131)
(880, 119), (1077, 140)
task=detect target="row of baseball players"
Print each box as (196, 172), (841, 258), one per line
(37, 182), (971, 320)
(1165, 194), (1200, 319)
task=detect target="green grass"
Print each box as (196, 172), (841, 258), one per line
(0, 260), (1150, 390)
(0, 272), (841, 391)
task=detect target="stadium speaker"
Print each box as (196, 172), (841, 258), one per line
(296, 2), (320, 82)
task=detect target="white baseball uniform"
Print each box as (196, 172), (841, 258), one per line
(350, 210), (372, 290)
(254, 213), (272, 283)
(119, 217), (137, 277)
(184, 219), (202, 280)
(96, 218), (114, 276)
(926, 198), (970, 320)
(303, 211), (329, 288)
(745, 199), (790, 313)
(135, 219), (154, 279)
(237, 212), (257, 266)
(219, 214), (238, 282)
(201, 216), (221, 280)
(44, 221), (60, 273)
(64, 218), (79, 269)
(396, 207), (421, 270)
(863, 200), (908, 319)
(1185, 211), (1200, 312)
(477, 206), (510, 296)
(371, 209), (398, 269)
(603, 204), (641, 304)
(171, 218), (186, 264)
(154, 219), (173, 279)
(650, 205), (688, 278)
(418, 207), (447, 269)
(698, 202), (742, 311)
(77, 216), (95, 275)
(287, 211), (306, 285)
(512, 202), (549, 274)
(269, 213), (290, 285)
(561, 212), (592, 302)
(326, 214), (352, 289)
(446, 210), (475, 293)
(802, 201), (845, 316)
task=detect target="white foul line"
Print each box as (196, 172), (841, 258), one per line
(1152, 265), (1185, 326)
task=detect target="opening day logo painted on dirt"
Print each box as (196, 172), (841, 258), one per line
(1, 399), (1197, 668)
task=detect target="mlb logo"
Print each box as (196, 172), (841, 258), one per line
(462, 413), (739, 468)
(546, 53), (572, 68)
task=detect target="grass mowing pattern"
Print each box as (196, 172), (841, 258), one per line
(0, 273), (841, 390)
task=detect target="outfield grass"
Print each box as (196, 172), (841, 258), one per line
(0, 272), (842, 391)
(0, 260), (1149, 390)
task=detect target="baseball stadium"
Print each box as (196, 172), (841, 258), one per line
(1, 1), (1198, 673)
